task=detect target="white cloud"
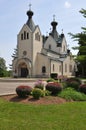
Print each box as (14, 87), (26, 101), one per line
(64, 1), (71, 8)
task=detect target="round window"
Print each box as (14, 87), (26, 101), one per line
(23, 51), (27, 56)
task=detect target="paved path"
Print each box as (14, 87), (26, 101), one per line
(0, 78), (47, 96)
(0, 81), (35, 96)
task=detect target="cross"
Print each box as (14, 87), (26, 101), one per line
(62, 29), (63, 34)
(50, 28), (51, 31)
(53, 14), (55, 21)
(46, 31), (48, 36)
(67, 44), (69, 49)
(29, 3), (32, 10)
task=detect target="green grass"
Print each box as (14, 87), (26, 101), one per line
(0, 98), (86, 130)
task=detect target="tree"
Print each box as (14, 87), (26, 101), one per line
(0, 57), (7, 77)
(12, 45), (18, 59)
(69, 8), (86, 77)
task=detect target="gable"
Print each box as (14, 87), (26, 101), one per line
(33, 25), (42, 36)
(18, 24), (32, 36)
(60, 36), (67, 53)
(44, 35), (56, 50)
(17, 24), (32, 42)
(44, 35), (62, 53)
(33, 25), (42, 43)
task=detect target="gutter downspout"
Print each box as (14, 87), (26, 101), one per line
(50, 59), (51, 78)
(62, 61), (63, 76)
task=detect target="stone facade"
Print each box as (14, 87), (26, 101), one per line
(12, 7), (76, 78)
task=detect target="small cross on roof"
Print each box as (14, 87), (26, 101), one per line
(62, 29), (63, 34)
(29, 3), (32, 10)
(53, 14), (55, 21)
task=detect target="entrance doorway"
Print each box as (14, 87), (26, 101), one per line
(21, 68), (28, 78)
(18, 62), (29, 78)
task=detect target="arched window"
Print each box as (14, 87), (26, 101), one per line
(27, 32), (29, 39)
(23, 51), (27, 56)
(42, 66), (46, 73)
(21, 33), (23, 40)
(35, 32), (40, 41)
(69, 65), (72, 72)
(24, 31), (26, 40)
(49, 44), (51, 50)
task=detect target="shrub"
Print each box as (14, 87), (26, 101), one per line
(79, 84), (86, 94)
(46, 82), (62, 95)
(61, 82), (67, 89)
(67, 81), (79, 90)
(16, 85), (32, 98)
(47, 78), (56, 83)
(58, 88), (86, 101)
(34, 80), (44, 90)
(32, 88), (43, 99)
(66, 77), (81, 85)
(42, 90), (51, 96)
(65, 77), (81, 90)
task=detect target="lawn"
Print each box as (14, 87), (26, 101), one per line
(0, 99), (86, 130)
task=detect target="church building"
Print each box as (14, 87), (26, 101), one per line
(12, 6), (76, 78)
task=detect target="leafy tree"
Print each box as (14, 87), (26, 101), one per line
(0, 57), (7, 77)
(69, 9), (86, 77)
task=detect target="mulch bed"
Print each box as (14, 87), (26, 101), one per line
(0, 94), (68, 105)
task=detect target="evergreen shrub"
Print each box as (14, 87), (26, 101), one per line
(32, 88), (43, 99)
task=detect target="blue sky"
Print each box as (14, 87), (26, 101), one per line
(0, 0), (86, 69)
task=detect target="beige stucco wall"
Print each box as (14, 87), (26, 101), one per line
(50, 60), (62, 75)
(62, 56), (75, 76)
(36, 53), (50, 77)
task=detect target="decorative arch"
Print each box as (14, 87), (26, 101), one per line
(14, 58), (32, 77)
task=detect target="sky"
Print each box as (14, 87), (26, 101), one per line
(0, 0), (86, 69)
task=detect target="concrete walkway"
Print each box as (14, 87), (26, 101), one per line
(0, 78), (46, 96)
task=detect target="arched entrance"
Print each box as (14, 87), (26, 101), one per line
(19, 62), (29, 78)
(21, 67), (28, 77)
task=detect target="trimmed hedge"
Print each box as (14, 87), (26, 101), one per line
(65, 77), (81, 90)
(79, 84), (86, 94)
(16, 85), (32, 98)
(46, 82), (62, 95)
